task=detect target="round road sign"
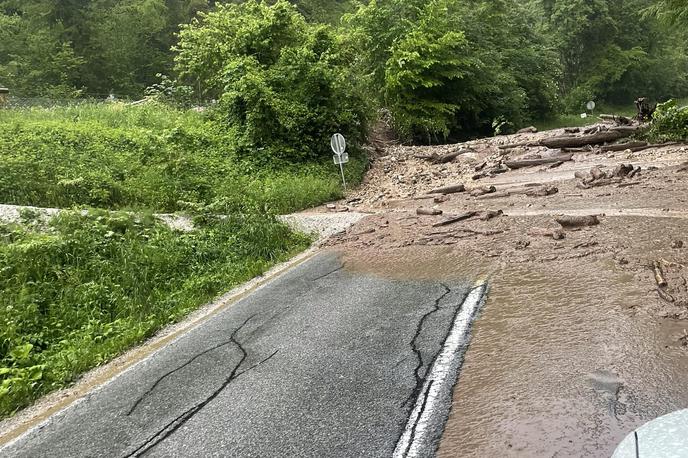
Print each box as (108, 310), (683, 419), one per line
(586, 100), (596, 111)
(330, 133), (346, 155)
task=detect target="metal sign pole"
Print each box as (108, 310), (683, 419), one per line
(339, 161), (347, 191)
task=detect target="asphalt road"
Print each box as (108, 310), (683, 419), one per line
(3, 252), (479, 458)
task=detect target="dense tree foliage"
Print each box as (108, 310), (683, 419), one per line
(345, 0), (560, 139)
(174, 1), (371, 162)
(0, 0), (687, 142)
(540, 0), (688, 110)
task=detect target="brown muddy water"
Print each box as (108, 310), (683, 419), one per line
(343, 245), (688, 457)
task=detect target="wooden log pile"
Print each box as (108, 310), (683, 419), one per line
(575, 163), (641, 189)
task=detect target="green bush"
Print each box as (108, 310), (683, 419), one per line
(0, 210), (309, 416)
(0, 103), (362, 213)
(649, 99), (688, 141)
(174, 0), (372, 163)
(344, 0), (560, 141)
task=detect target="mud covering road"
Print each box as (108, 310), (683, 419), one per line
(2, 252), (480, 458)
(317, 122), (688, 456)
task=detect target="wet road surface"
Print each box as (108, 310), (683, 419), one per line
(438, 256), (688, 457)
(337, 235), (688, 458)
(2, 252), (480, 457)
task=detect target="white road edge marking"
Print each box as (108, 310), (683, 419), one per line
(393, 281), (488, 458)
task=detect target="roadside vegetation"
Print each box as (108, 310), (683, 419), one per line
(0, 103), (367, 213)
(1, 0), (687, 419)
(534, 98), (688, 131)
(0, 210), (309, 417)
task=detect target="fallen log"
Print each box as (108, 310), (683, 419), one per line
(577, 177), (622, 189)
(625, 141), (679, 153)
(526, 185), (559, 197)
(611, 164), (634, 177)
(540, 131), (629, 149)
(562, 146), (594, 153)
(600, 141), (648, 152)
(599, 114), (633, 125)
(504, 153), (574, 169)
(469, 185), (497, 197)
(528, 227), (565, 240)
(427, 183), (465, 195)
(564, 127), (581, 134)
(590, 167), (606, 181)
(433, 149), (468, 164)
(657, 288), (675, 303)
(653, 261), (668, 287)
(472, 165), (508, 180)
(556, 215), (600, 228)
(416, 148), (472, 164)
(584, 125), (605, 135)
(616, 181), (641, 188)
(480, 210), (503, 221)
(417, 208), (443, 216)
(476, 191), (511, 200)
(609, 125), (645, 134)
(517, 126), (538, 134)
(498, 140), (536, 150)
(432, 211), (478, 227)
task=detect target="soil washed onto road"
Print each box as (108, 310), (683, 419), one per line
(320, 121), (688, 456)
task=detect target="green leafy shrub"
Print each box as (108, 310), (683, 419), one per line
(0, 103), (361, 213)
(648, 99), (688, 141)
(0, 210), (309, 416)
(174, 0), (372, 162)
(345, 0), (560, 141)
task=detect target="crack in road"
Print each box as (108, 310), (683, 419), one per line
(403, 283), (451, 408)
(310, 264), (344, 282)
(122, 315), (278, 458)
(394, 284), (483, 458)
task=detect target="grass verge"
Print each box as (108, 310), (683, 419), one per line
(0, 102), (366, 213)
(0, 210), (310, 417)
(533, 98), (688, 131)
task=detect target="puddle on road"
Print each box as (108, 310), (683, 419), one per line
(342, 245), (688, 457)
(437, 258), (688, 457)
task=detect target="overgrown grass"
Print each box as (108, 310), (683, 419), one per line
(0, 210), (310, 417)
(533, 98), (688, 131)
(0, 102), (366, 213)
(0, 102), (364, 418)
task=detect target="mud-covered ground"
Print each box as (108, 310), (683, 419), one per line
(319, 124), (688, 456)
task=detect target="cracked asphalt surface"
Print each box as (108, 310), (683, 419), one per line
(3, 252), (473, 457)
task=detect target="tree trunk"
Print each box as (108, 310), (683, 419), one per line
(504, 153), (573, 169)
(427, 183), (465, 195)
